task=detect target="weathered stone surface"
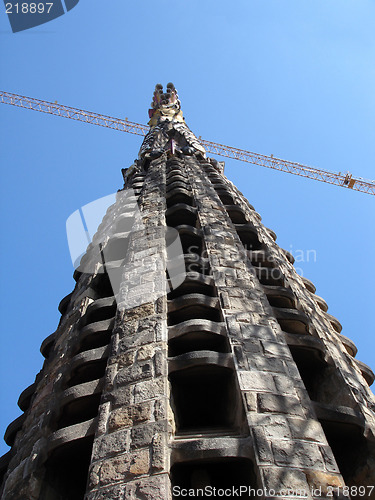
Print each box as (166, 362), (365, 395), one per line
(151, 433), (166, 471)
(85, 484), (126, 500)
(137, 345), (155, 361)
(123, 474), (171, 500)
(262, 341), (292, 358)
(257, 393), (305, 416)
(96, 449), (150, 486)
(133, 378), (165, 404)
(108, 403), (152, 432)
(305, 470), (344, 494)
(251, 413), (292, 440)
(121, 302), (155, 321)
(93, 429), (130, 459)
(239, 371), (277, 392)
(272, 440), (325, 469)
(288, 417), (325, 442)
(130, 422), (166, 450)
(252, 427), (273, 464)
(260, 466), (312, 498)
(114, 360), (154, 387)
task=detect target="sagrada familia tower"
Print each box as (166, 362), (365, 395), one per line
(1, 84), (375, 499)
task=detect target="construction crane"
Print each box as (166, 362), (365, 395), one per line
(1, 90), (374, 196)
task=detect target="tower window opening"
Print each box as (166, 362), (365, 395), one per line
(167, 193), (194, 208)
(115, 216), (136, 234)
(168, 332), (230, 357)
(83, 304), (116, 327)
(318, 419), (370, 488)
(77, 328), (112, 354)
(288, 346), (350, 407)
(103, 237), (129, 263)
(217, 192), (234, 205)
(40, 436), (94, 500)
(225, 207), (248, 225)
(255, 267), (284, 286)
(169, 366), (242, 433)
(67, 359), (108, 388)
(89, 273), (114, 299)
(236, 226), (262, 251)
(57, 393), (101, 430)
(168, 304), (222, 325)
(167, 279), (216, 300)
(171, 459), (259, 499)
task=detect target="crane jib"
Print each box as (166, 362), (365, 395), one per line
(1, 90), (374, 196)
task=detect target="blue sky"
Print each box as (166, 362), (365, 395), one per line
(0, 0), (374, 456)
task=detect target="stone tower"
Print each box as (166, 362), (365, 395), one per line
(1, 84), (375, 500)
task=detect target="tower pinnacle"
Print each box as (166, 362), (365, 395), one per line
(139, 83), (206, 159)
(148, 82), (183, 126)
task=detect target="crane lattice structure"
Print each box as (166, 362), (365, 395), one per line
(1, 90), (374, 196)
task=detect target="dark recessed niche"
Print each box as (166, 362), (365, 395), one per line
(168, 305), (222, 325)
(77, 328), (112, 354)
(67, 360), (108, 388)
(57, 394), (101, 430)
(169, 366), (241, 433)
(84, 304), (116, 327)
(168, 333), (230, 357)
(40, 436), (94, 500)
(171, 459), (259, 499)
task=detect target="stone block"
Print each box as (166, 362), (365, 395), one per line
(257, 393), (305, 417)
(153, 398), (167, 421)
(239, 371), (276, 393)
(129, 449), (150, 476)
(123, 474), (171, 500)
(86, 484), (126, 500)
(305, 470), (344, 495)
(117, 350), (136, 368)
(137, 345), (155, 361)
(99, 449), (150, 486)
(252, 427), (274, 464)
(288, 417), (325, 443)
(273, 374), (298, 396)
(272, 440), (325, 469)
(114, 361), (154, 387)
(241, 340), (263, 354)
(117, 330), (155, 352)
(262, 341), (292, 358)
(108, 402), (152, 432)
(105, 386), (133, 408)
(130, 422), (167, 449)
(250, 413), (292, 440)
(151, 432), (166, 471)
(154, 350), (166, 377)
(88, 462), (100, 489)
(133, 378), (165, 403)
(260, 466), (311, 498)
(122, 302), (155, 321)
(241, 325), (277, 341)
(233, 346), (249, 369)
(319, 445), (340, 473)
(92, 429), (130, 460)
(248, 354), (286, 374)
(244, 392), (257, 412)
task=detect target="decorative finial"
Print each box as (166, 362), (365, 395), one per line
(148, 82), (183, 125)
